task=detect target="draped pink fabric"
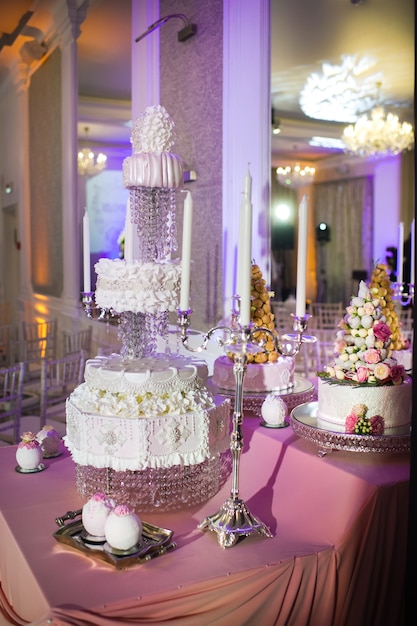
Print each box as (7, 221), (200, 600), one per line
(0, 419), (409, 626)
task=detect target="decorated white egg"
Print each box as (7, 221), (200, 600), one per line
(16, 432), (43, 470)
(82, 492), (115, 537)
(36, 425), (61, 456)
(261, 394), (288, 426)
(104, 504), (142, 551)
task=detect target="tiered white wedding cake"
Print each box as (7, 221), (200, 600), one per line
(65, 106), (231, 510)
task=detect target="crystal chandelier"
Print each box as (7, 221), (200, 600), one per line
(77, 127), (107, 177)
(276, 164), (316, 188)
(342, 106), (414, 157)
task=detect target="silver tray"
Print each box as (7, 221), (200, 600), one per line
(291, 402), (411, 456)
(54, 515), (175, 569)
(210, 375), (315, 416)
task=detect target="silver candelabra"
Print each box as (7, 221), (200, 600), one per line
(177, 302), (314, 548)
(392, 282), (414, 307)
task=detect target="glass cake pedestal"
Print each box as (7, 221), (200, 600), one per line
(291, 401), (411, 457)
(210, 375), (315, 417)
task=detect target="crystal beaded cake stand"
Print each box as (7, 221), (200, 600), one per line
(291, 402), (411, 457)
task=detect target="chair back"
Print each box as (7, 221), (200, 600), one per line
(0, 362), (25, 444)
(397, 307), (413, 331)
(0, 324), (16, 367)
(0, 302), (10, 325)
(61, 327), (92, 358)
(40, 350), (85, 426)
(20, 320), (58, 379)
(311, 303), (344, 329)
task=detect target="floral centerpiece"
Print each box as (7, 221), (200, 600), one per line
(319, 280), (407, 386)
(345, 404), (384, 435)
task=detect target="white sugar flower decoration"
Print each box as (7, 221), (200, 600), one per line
(131, 105), (176, 154)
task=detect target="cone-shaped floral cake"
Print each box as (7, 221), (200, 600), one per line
(212, 263), (295, 392)
(369, 262), (406, 351)
(316, 278), (411, 434)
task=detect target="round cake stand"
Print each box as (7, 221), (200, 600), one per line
(291, 402), (411, 457)
(210, 376), (316, 417)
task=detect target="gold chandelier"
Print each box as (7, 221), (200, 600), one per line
(78, 127), (107, 177)
(342, 106), (414, 157)
(276, 164), (316, 188)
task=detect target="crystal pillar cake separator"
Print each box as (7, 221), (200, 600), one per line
(177, 306), (314, 548)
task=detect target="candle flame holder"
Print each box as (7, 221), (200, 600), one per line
(392, 282), (414, 307)
(177, 305), (314, 548)
(81, 291), (120, 324)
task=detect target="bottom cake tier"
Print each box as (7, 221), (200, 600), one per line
(75, 451), (232, 512)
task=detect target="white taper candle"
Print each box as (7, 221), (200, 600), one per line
(410, 219), (415, 286)
(180, 191), (193, 311)
(397, 221), (404, 284)
(124, 197), (134, 263)
(239, 177), (253, 326)
(295, 195), (308, 318)
(83, 208), (91, 292)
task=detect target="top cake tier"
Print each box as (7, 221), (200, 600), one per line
(123, 105), (184, 190)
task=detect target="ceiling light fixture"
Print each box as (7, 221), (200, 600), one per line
(78, 127), (107, 177)
(276, 164), (316, 188)
(300, 54), (382, 123)
(342, 106), (414, 157)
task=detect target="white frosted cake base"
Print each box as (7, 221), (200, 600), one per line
(317, 377), (412, 433)
(65, 397), (230, 472)
(212, 355), (295, 393)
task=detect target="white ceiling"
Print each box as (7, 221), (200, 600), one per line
(0, 0), (414, 164)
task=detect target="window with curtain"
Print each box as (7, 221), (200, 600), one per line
(313, 176), (374, 304)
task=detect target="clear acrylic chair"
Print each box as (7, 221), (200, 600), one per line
(0, 324), (16, 367)
(0, 302), (10, 325)
(40, 350), (85, 427)
(20, 320), (58, 380)
(61, 327), (92, 358)
(312, 303), (344, 329)
(0, 362), (25, 444)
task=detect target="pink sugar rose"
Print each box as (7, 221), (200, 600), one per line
(345, 413), (358, 433)
(21, 431), (36, 443)
(369, 415), (384, 435)
(390, 364), (405, 381)
(373, 363), (391, 381)
(373, 322), (391, 343)
(363, 302), (375, 315)
(364, 348), (380, 364)
(356, 366), (369, 383)
(113, 504), (132, 516)
(335, 339), (347, 354)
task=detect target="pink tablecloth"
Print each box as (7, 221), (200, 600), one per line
(0, 417), (409, 626)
